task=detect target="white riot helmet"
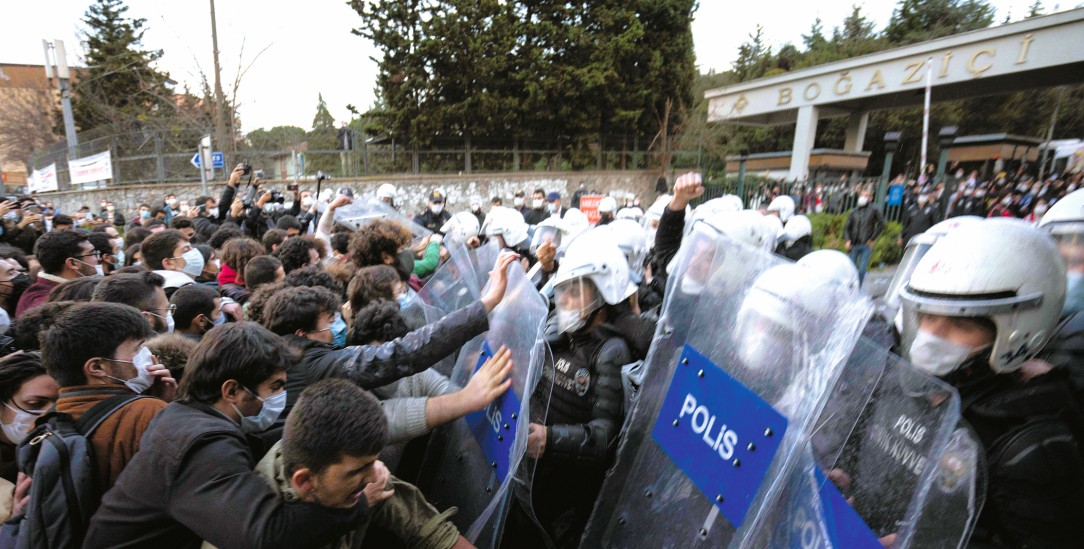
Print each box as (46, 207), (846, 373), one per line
(616, 207), (644, 224)
(1038, 189), (1084, 315)
(376, 184), (398, 208)
(736, 263), (835, 376)
(599, 196), (618, 215)
(883, 215), (985, 320)
(481, 206), (529, 249)
(899, 219), (1066, 374)
(551, 229), (635, 333)
(781, 215), (812, 247)
(561, 209), (590, 246)
(643, 196), (670, 250)
(603, 219), (648, 284)
(530, 216), (564, 257)
(759, 213), (785, 247)
(698, 210), (776, 253)
(767, 195), (796, 223)
(796, 250), (859, 294)
(440, 211), (480, 247)
(688, 196), (743, 231)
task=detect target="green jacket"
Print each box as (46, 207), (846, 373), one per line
(412, 241), (442, 279)
(204, 440), (460, 549)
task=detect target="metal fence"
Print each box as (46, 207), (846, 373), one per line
(27, 127), (724, 192)
(692, 174), (906, 224)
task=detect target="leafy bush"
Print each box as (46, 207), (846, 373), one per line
(808, 212), (902, 265)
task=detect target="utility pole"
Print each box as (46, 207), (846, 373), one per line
(210, 0), (227, 162)
(1038, 87), (1064, 181)
(43, 39), (78, 161)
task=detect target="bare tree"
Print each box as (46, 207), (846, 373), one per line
(0, 89), (60, 172)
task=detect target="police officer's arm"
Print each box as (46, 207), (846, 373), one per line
(546, 338), (631, 465)
(336, 253), (517, 389)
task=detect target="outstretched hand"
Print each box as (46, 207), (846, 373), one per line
(461, 346), (514, 412)
(481, 251), (521, 312)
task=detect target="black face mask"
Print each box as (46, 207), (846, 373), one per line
(2, 274), (30, 307)
(395, 250), (415, 282)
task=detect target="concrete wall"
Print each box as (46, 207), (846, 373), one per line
(38, 170), (666, 217)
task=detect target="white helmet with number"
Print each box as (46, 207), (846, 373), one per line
(767, 195), (796, 223)
(796, 250), (858, 294)
(481, 206), (529, 249)
(697, 210), (776, 253)
(882, 215), (985, 321)
(781, 215), (812, 246)
(551, 229), (635, 333)
(603, 219), (648, 284)
(440, 211), (480, 247)
(599, 196), (618, 215)
(899, 219), (1065, 374)
(759, 213), (785, 246)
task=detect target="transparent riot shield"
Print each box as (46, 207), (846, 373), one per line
(908, 422), (986, 549)
(419, 242), (482, 316)
(580, 232), (873, 548)
(333, 197), (433, 246)
(745, 339), (978, 548)
(468, 240), (501, 290)
(415, 264), (549, 549)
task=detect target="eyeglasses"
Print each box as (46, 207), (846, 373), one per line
(74, 251), (102, 261)
(144, 304), (177, 316)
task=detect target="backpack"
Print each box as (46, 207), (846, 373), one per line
(2, 394), (148, 549)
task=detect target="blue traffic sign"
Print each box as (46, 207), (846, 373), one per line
(653, 345), (789, 527)
(191, 152), (225, 169)
(464, 342), (521, 481)
(887, 185), (904, 206)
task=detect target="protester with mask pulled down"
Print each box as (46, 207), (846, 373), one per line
(85, 322), (374, 549)
(17, 231), (101, 317)
(42, 303), (175, 492)
(899, 219), (1084, 548)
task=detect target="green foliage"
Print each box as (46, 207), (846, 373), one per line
(884, 0), (994, 45)
(311, 94), (335, 132)
(245, 126), (306, 150)
(351, 0), (697, 157)
(809, 213), (903, 265)
(72, 0), (173, 131)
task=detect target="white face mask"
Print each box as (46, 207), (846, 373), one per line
(907, 330), (984, 377)
(1, 402), (44, 445)
(208, 208), (219, 218)
(857, 197), (869, 207)
(105, 347), (156, 394)
(556, 308), (587, 334)
(532, 198), (544, 209)
(180, 248), (205, 278)
(514, 197), (524, 207)
(547, 203), (558, 214)
(430, 203), (444, 215)
(680, 274), (706, 296)
(301, 197), (314, 209)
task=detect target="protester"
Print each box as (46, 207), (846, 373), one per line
(844, 189), (884, 286)
(141, 229), (202, 297)
(84, 322), (373, 548)
(170, 284), (222, 341)
(16, 230), (100, 317)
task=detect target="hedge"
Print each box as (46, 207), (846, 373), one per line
(808, 212), (903, 266)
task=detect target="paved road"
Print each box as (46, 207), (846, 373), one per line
(861, 263), (899, 300)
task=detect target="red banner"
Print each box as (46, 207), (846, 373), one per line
(578, 195), (606, 225)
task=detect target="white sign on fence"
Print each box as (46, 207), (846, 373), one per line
(29, 163), (58, 193)
(69, 150), (114, 185)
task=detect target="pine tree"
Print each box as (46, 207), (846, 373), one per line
(1026, 0), (1044, 18)
(884, 0), (995, 46)
(71, 0), (172, 131)
(312, 93), (335, 131)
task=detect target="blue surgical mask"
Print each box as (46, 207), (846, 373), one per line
(396, 293), (411, 309)
(1064, 272), (1084, 316)
(330, 314), (348, 347)
(232, 387), (286, 434)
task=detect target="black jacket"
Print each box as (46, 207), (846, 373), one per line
(959, 368), (1084, 549)
(901, 203), (939, 244)
(649, 204), (686, 293)
(84, 400), (367, 549)
(414, 209), (451, 234)
(523, 207), (549, 226)
(779, 235), (814, 261)
(844, 204), (884, 245)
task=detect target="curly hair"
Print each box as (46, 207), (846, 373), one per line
(347, 299), (410, 345)
(220, 237), (265, 278)
(262, 286), (341, 336)
(11, 302), (77, 352)
(244, 281), (286, 325)
(273, 236), (320, 274)
(209, 224), (244, 250)
(146, 334), (197, 382)
(284, 266), (344, 298)
(348, 219), (411, 269)
(262, 229), (287, 254)
(347, 265), (400, 313)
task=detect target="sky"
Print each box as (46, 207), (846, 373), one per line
(0, 0), (1070, 134)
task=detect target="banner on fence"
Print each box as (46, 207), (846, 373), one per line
(69, 150), (114, 185)
(29, 163), (58, 193)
